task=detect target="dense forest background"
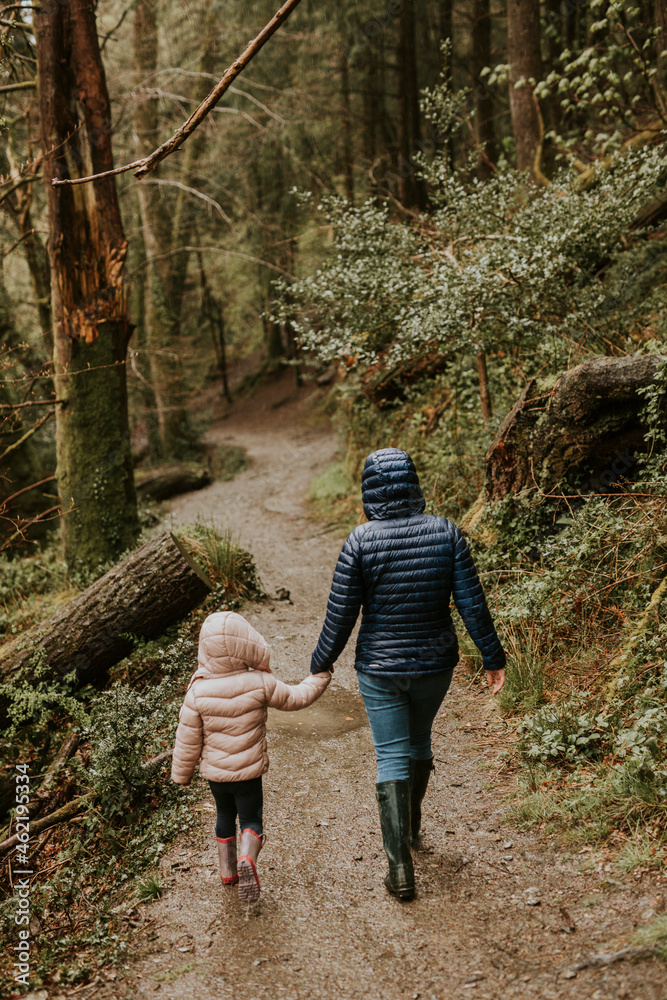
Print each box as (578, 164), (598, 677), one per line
(2, 0), (667, 556)
(2, 0), (667, 990)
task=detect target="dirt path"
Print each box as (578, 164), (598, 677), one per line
(94, 375), (665, 1000)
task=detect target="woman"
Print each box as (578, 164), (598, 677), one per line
(310, 448), (505, 900)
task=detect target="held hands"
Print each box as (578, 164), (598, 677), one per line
(487, 668), (505, 696)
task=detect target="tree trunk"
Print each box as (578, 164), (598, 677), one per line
(168, 4), (220, 320)
(396, 0), (426, 208)
(656, 0), (667, 109)
(507, 0), (543, 175)
(339, 44), (355, 203)
(34, 0), (139, 570)
(472, 0), (496, 179)
(476, 350), (493, 420)
(198, 254), (231, 402)
(133, 0), (192, 461)
(0, 276), (50, 534)
(439, 0), (455, 169)
(484, 354), (667, 502)
(0, 532), (211, 687)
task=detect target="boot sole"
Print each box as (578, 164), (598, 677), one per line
(237, 857), (260, 903)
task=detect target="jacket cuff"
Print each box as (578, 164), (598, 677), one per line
(483, 653), (506, 671)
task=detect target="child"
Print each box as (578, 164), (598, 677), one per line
(171, 611), (330, 902)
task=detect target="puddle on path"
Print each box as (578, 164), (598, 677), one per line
(267, 684), (366, 738)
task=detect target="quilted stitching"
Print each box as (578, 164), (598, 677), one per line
(311, 448), (506, 676)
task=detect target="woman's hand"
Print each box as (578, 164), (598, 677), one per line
(487, 668), (505, 696)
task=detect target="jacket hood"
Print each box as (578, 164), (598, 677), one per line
(361, 448), (425, 520)
(195, 611), (271, 677)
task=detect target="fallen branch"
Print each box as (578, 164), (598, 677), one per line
(562, 944), (660, 978)
(52, 0), (304, 188)
(0, 792), (95, 855)
(0, 752), (172, 854)
(31, 732), (80, 819)
(142, 749), (173, 771)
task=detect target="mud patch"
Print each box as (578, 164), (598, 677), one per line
(268, 685), (365, 738)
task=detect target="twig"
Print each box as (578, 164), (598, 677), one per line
(0, 474), (55, 506)
(562, 945), (660, 976)
(0, 792), (95, 855)
(142, 749), (173, 770)
(0, 398), (64, 409)
(0, 409), (55, 462)
(0, 78), (36, 91)
(52, 0), (304, 188)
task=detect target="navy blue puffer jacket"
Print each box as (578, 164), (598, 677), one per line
(310, 448), (505, 676)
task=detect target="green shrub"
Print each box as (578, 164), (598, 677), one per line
(517, 699), (610, 764)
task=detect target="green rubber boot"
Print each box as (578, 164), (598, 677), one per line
(376, 780), (415, 901)
(409, 757), (434, 847)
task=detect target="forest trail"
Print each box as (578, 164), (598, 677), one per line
(90, 374), (664, 1000)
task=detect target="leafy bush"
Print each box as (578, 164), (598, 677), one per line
(517, 699), (610, 764)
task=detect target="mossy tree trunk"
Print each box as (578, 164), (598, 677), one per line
(485, 354), (667, 502)
(34, 0), (139, 570)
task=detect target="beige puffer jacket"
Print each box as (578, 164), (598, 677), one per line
(171, 611), (330, 785)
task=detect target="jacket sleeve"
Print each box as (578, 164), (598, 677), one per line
(310, 529), (363, 673)
(264, 671), (331, 711)
(451, 527), (506, 671)
(170, 684), (203, 785)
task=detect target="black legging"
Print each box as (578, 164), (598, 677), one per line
(208, 777), (263, 838)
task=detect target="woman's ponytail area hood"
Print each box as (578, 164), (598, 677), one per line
(361, 448), (426, 520)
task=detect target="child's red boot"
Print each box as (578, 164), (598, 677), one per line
(216, 835), (239, 885)
(237, 828), (263, 902)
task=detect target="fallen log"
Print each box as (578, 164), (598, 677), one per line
(484, 354), (667, 502)
(135, 463), (211, 502)
(0, 531), (212, 687)
(0, 791), (95, 855)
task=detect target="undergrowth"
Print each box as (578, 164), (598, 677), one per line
(0, 523), (261, 994)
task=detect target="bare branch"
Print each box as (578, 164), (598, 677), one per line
(128, 245), (295, 280)
(0, 79), (36, 92)
(52, 0), (304, 188)
(0, 398), (63, 409)
(0, 410), (55, 461)
(136, 177), (233, 227)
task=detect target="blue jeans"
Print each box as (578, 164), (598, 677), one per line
(357, 669), (454, 783)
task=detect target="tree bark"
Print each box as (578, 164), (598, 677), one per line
(396, 0), (426, 208)
(34, 0), (139, 569)
(339, 43), (355, 203)
(0, 278), (48, 528)
(472, 0), (496, 179)
(484, 354), (667, 502)
(133, 0), (192, 461)
(507, 0), (543, 175)
(476, 350), (492, 420)
(0, 792), (95, 855)
(0, 532), (211, 686)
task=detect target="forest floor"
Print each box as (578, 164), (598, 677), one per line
(61, 370), (667, 1000)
